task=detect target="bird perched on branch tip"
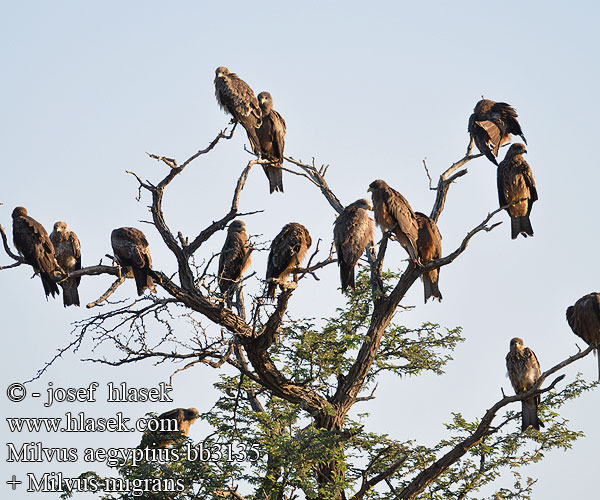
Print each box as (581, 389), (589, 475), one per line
(468, 98), (527, 165)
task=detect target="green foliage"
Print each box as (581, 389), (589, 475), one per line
(410, 375), (598, 499)
(274, 270), (464, 395)
(70, 270), (597, 500)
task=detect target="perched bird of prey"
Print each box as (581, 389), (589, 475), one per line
(149, 407), (200, 447)
(566, 293), (600, 381)
(506, 337), (544, 432)
(50, 221), (81, 307)
(266, 223), (312, 299)
(12, 206), (61, 299)
(111, 227), (156, 295)
(218, 220), (252, 296)
(497, 143), (538, 239)
(415, 212), (442, 303)
(256, 91), (287, 193)
(368, 179), (419, 263)
(467, 98), (527, 165)
(333, 199), (374, 292)
(214, 66), (262, 154)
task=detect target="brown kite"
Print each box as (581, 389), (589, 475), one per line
(497, 143), (538, 239)
(150, 407), (199, 447)
(257, 91), (286, 193)
(415, 212), (442, 302)
(468, 98), (527, 165)
(50, 221), (81, 307)
(214, 66), (262, 154)
(368, 179), (419, 263)
(111, 227), (156, 296)
(266, 222), (312, 299)
(566, 293), (600, 381)
(12, 206), (62, 299)
(333, 199), (374, 292)
(506, 337), (543, 432)
(218, 220), (252, 296)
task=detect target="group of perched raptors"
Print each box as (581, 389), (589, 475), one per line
(7, 66), (600, 435)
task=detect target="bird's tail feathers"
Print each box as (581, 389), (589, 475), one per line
(485, 149), (499, 166)
(521, 401), (543, 432)
(340, 263), (355, 293)
(423, 272), (442, 303)
(41, 273), (60, 299)
(266, 280), (277, 300)
(133, 267), (155, 296)
(246, 129), (262, 156)
(61, 283), (80, 307)
(511, 216), (534, 239)
(264, 165), (284, 194)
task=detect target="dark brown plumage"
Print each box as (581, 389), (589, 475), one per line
(266, 223), (312, 299)
(368, 180), (419, 263)
(566, 293), (600, 381)
(497, 143), (538, 239)
(214, 66), (262, 154)
(151, 407), (199, 447)
(218, 220), (252, 295)
(257, 91), (286, 193)
(50, 221), (81, 307)
(333, 199), (374, 293)
(506, 337), (544, 432)
(111, 227), (156, 296)
(468, 98), (527, 165)
(415, 212), (442, 303)
(12, 206), (62, 299)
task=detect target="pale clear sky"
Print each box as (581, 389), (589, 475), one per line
(1, 1), (599, 498)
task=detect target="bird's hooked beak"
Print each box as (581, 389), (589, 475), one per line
(366, 202), (373, 211)
(367, 187), (373, 193)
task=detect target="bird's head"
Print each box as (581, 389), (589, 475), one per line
(215, 66), (230, 78)
(53, 221), (68, 233)
(507, 143), (527, 157)
(368, 179), (387, 193)
(474, 98), (494, 114)
(257, 91), (273, 112)
(185, 408), (200, 421)
(510, 337), (524, 351)
(12, 206), (27, 218)
(229, 220), (246, 233)
(352, 198), (373, 211)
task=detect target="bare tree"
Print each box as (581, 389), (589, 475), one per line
(2, 121), (597, 500)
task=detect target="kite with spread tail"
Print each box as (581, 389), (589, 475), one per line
(468, 98), (527, 165)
